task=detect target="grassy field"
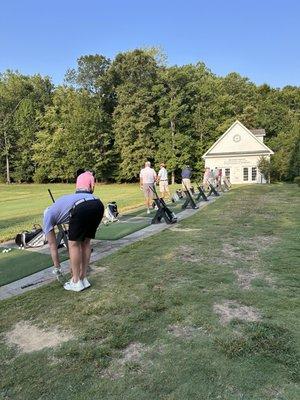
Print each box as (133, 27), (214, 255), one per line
(0, 184), (299, 399)
(0, 183), (179, 243)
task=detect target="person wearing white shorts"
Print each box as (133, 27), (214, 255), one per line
(157, 163), (170, 199)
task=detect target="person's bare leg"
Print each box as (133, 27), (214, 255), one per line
(147, 196), (151, 209)
(47, 230), (60, 268)
(80, 238), (91, 279)
(68, 240), (81, 283)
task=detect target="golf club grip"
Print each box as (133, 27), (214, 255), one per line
(48, 189), (55, 203)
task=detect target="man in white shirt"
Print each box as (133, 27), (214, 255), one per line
(139, 161), (157, 214)
(157, 163), (170, 199)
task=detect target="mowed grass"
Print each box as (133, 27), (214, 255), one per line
(0, 183), (179, 243)
(0, 184), (299, 399)
(0, 248), (69, 287)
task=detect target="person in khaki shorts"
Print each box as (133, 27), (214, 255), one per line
(157, 163), (170, 199)
(139, 161), (157, 214)
(181, 165), (192, 190)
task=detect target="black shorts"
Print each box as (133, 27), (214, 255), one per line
(68, 199), (104, 241)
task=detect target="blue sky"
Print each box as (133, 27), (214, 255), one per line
(0, 0), (299, 88)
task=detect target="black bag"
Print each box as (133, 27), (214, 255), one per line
(176, 189), (184, 199)
(15, 224), (46, 248)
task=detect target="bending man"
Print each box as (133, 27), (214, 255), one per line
(43, 192), (104, 292)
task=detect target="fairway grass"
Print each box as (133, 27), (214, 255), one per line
(0, 184), (299, 399)
(0, 183), (179, 243)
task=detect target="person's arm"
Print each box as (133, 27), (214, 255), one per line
(47, 230), (60, 268)
(140, 171), (143, 188)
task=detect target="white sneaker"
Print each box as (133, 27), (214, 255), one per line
(147, 209), (151, 214)
(63, 279), (84, 292)
(82, 277), (91, 289)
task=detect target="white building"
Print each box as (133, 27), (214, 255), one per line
(202, 120), (274, 184)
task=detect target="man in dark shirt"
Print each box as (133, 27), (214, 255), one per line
(181, 165), (192, 189)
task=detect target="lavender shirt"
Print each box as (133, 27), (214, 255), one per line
(43, 193), (98, 235)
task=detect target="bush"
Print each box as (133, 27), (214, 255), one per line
(294, 176), (300, 186)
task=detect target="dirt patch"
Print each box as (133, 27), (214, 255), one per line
(177, 245), (201, 263)
(100, 342), (149, 380)
(222, 235), (278, 262)
(94, 266), (107, 273)
(213, 300), (261, 325)
(168, 324), (207, 339)
(234, 268), (274, 290)
(6, 321), (73, 353)
(222, 243), (241, 259)
(121, 342), (145, 363)
(254, 235), (278, 248)
(234, 269), (262, 290)
(262, 386), (284, 399)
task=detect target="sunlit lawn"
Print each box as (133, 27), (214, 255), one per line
(0, 183), (180, 242)
(0, 184), (299, 399)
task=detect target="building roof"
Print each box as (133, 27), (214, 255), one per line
(202, 120), (274, 159)
(250, 128), (266, 136)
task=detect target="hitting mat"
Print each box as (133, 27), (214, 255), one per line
(0, 247), (69, 287)
(95, 220), (150, 240)
(95, 201), (185, 241)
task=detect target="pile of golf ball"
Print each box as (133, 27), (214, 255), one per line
(2, 248), (12, 253)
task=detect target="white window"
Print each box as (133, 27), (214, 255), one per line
(225, 168), (230, 179)
(252, 167), (257, 181)
(243, 167), (249, 181)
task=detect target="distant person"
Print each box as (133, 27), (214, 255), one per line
(209, 168), (215, 185)
(43, 192), (104, 292)
(140, 161), (157, 214)
(217, 168), (222, 189)
(76, 169), (95, 193)
(181, 165), (192, 190)
(157, 163), (170, 199)
(203, 167), (211, 191)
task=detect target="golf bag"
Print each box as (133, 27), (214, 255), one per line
(104, 201), (119, 223)
(15, 224), (46, 248)
(176, 189), (184, 199)
(171, 192), (180, 202)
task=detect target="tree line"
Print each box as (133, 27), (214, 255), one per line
(0, 49), (299, 183)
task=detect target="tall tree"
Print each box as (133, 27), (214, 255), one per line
(110, 50), (160, 180)
(34, 87), (113, 182)
(0, 71), (52, 182)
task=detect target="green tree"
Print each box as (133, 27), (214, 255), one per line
(269, 118), (300, 180)
(110, 50), (160, 180)
(0, 71), (52, 182)
(34, 87), (113, 182)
